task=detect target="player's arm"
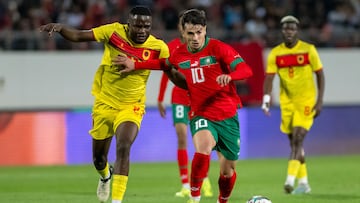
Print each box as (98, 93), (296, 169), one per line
(112, 55), (187, 89)
(163, 66), (188, 90)
(216, 43), (253, 86)
(228, 61), (253, 80)
(261, 50), (278, 116)
(262, 73), (275, 116)
(314, 69), (325, 118)
(135, 57), (188, 89)
(309, 45), (325, 118)
(216, 61), (253, 87)
(113, 55), (167, 71)
(157, 73), (169, 118)
(39, 23), (95, 42)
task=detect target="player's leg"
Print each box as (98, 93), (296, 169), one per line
(291, 107), (314, 194)
(217, 153), (237, 203)
(175, 122), (191, 197)
(111, 121), (139, 203)
(89, 100), (116, 202)
(214, 115), (240, 203)
(292, 148), (311, 194)
(188, 117), (217, 202)
(93, 138), (113, 202)
(111, 103), (144, 203)
(280, 104), (300, 193)
(173, 104), (190, 197)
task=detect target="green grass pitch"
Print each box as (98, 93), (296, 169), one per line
(0, 155), (359, 203)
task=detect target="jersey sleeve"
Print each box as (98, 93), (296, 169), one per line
(158, 41), (170, 59)
(266, 49), (278, 74)
(309, 44), (323, 71)
(216, 41), (240, 67)
(92, 23), (117, 42)
(157, 72), (169, 102)
(215, 41), (253, 80)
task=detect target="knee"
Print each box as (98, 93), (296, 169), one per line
(93, 155), (107, 170)
(220, 161), (236, 176)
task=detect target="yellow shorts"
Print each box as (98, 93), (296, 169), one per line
(89, 99), (145, 140)
(280, 100), (315, 134)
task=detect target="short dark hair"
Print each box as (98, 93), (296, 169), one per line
(181, 9), (206, 27)
(130, 6), (152, 16)
(280, 15), (299, 25)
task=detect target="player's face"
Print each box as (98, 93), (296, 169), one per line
(128, 14), (152, 44)
(281, 22), (298, 47)
(183, 23), (207, 51)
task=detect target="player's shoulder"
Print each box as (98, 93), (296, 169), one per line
(167, 38), (182, 47)
(146, 34), (167, 45)
(207, 37), (227, 46)
(207, 38), (233, 52)
(297, 40), (317, 50)
(142, 35), (169, 53)
(268, 42), (288, 56)
(97, 22), (124, 29)
(92, 22), (126, 34)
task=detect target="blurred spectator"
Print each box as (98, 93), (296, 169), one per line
(0, 0), (359, 50)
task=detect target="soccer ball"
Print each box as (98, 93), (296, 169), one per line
(246, 195), (272, 203)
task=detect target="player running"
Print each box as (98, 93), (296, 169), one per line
(112, 9), (253, 203)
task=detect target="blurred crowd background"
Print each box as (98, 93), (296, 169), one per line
(0, 0), (359, 50)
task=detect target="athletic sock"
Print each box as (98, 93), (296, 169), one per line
(178, 149), (189, 185)
(297, 163), (309, 185)
(112, 175), (128, 201)
(190, 152), (210, 198)
(97, 162), (110, 179)
(285, 160), (301, 186)
(218, 171), (237, 203)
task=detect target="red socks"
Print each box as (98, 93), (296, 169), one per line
(190, 152), (210, 197)
(218, 171), (237, 203)
(177, 149), (189, 184)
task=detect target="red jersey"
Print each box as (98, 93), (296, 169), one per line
(168, 37), (250, 121)
(158, 38), (190, 105)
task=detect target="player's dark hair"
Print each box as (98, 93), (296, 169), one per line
(181, 9), (206, 27)
(130, 6), (152, 16)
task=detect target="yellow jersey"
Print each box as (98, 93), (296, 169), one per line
(91, 22), (169, 107)
(266, 40), (323, 103)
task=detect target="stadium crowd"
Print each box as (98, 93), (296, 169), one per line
(0, 0), (359, 50)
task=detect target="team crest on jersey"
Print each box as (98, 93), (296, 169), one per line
(142, 50), (151, 60)
(200, 56), (216, 67)
(297, 55), (305, 64)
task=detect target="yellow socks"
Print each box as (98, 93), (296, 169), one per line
(297, 163), (309, 185)
(112, 175), (128, 201)
(97, 162), (110, 179)
(285, 160), (301, 186)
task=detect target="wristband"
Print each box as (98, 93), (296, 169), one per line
(263, 94), (271, 103)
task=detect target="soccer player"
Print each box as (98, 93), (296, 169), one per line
(157, 12), (213, 198)
(112, 9), (253, 203)
(39, 6), (169, 203)
(261, 15), (325, 194)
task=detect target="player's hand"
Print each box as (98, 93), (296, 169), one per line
(112, 55), (135, 73)
(261, 94), (271, 116)
(157, 102), (166, 118)
(313, 100), (323, 118)
(39, 23), (62, 36)
(216, 74), (232, 87)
